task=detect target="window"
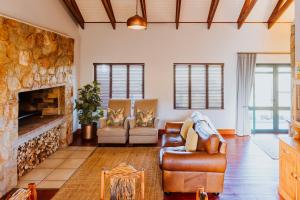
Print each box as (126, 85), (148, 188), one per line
(174, 63), (224, 109)
(94, 63), (144, 108)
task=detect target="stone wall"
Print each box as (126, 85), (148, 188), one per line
(17, 125), (62, 176)
(0, 16), (74, 197)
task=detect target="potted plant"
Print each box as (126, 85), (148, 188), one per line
(75, 81), (103, 140)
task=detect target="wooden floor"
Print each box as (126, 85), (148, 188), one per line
(7, 133), (283, 200)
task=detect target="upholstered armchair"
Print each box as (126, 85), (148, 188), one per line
(128, 99), (159, 144)
(97, 99), (131, 144)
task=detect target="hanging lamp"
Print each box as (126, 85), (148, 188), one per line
(127, 0), (147, 30)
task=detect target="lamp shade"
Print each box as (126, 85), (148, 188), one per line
(127, 14), (147, 30)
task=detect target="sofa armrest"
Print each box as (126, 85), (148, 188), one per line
(165, 122), (184, 134)
(99, 117), (107, 129)
(162, 151), (226, 173)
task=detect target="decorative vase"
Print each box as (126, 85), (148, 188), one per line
(81, 123), (97, 140)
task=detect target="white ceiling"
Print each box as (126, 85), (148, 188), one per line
(75, 0), (294, 23)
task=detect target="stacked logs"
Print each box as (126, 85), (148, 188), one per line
(17, 125), (61, 177)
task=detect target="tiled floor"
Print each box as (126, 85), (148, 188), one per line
(17, 146), (95, 189)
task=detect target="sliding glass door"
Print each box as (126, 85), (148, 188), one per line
(249, 64), (291, 133)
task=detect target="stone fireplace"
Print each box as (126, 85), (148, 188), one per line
(18, 86), (65, 136)
(0, 16), (74, 197)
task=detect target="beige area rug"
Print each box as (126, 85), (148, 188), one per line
(252, 136), (279, 160)
(52, 147), (163, 200)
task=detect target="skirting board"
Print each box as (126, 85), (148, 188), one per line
(217, 129), (236, 135)
(158, 129), (236, 135)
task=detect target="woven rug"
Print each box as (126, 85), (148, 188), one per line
(52, 147), (163, 200)
(252, 136), (279, 160)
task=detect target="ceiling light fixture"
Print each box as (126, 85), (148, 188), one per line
(127, 0), (147, 30)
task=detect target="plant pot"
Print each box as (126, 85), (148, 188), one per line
(81, 123), (97, 140)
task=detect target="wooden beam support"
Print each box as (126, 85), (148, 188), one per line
(140, 0), (147, 20)
(62, 0), (85, 29)
(237, 0), (257, 29)
(267, 0), (293, 29)
(101, 0), (116, 29)
(207, 0), (220, 29)
(175, 0), (181, 29)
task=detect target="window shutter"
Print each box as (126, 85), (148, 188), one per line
(129, 65), (143, 100)
(191, 65), (206, 109)
(208, 64), (223, 108)
(95, 64), (110, 108)
(95, 64), (144, 108)
(111, 65), (127, 99)
(175, 65), (189, 109)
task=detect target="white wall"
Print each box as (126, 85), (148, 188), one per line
(0, 0), (80, 131)
(79, 23), (291, 129)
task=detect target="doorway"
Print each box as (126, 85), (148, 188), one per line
(249, 64), (291, 133)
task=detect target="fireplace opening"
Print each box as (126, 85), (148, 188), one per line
(18, 86), (65, 136)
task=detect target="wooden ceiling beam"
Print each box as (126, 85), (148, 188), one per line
(101, 0), (116, 29)
(267, 0), (293, 29)
(62, 0), (85, 29)
(175, 0), (181, 29)
(140, 0), (147, 20)
(237, 0), (257, 29)
(207, 0), (220, 29)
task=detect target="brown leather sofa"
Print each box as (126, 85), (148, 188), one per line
(160, 113), (227, 194)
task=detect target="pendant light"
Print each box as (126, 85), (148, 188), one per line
(127, 0), (147, 30)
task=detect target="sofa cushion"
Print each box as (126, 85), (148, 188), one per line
(159, 146), (186, 168)
(196, 123), (220, 154)
(97, 127), (127, 137)
(180, 118), (193, 139)
(161, 133), (185, 147)
(185, 128), (198, 152)
(129, 127), (157, 136)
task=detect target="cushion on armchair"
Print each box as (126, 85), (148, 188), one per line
(107, 108), (125, 127)
(135, 109), (155, 127)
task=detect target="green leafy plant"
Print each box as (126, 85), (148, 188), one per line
(75, 81), (104, 125)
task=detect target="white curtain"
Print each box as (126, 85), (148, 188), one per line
(236, 53), (256, 136)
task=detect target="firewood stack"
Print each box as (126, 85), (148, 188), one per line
(17, 126), (61, 177)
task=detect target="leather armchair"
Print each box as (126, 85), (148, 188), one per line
(128, 99), (159, 144)
(97, 99), (131, 144)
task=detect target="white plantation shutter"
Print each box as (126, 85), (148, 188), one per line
(111, 65), (127, 99)
(174, 64), (224, 109)
(175, 65), (189, 109)
(129, 65), (144, 100)
(191, 65), (206, 109)
(95, 64), (144, 108)
(95, 64), (110, 108)
(208, 64), (223, 109)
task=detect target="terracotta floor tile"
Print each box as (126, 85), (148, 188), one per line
(20, 169), (54, 181)
(45, 169), (77, 181)
(17, 180), (41, 188)
(57, 159), (85, 169)
(69, 151), (92, 159)
(36, 159), (65, 169)
(37, 180), (66, 189)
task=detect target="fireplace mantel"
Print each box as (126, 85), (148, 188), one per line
(13, 116), (66, 148)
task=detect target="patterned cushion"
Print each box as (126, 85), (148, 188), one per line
(107, 108), (125, 127)
(135, 109), (154, 127)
